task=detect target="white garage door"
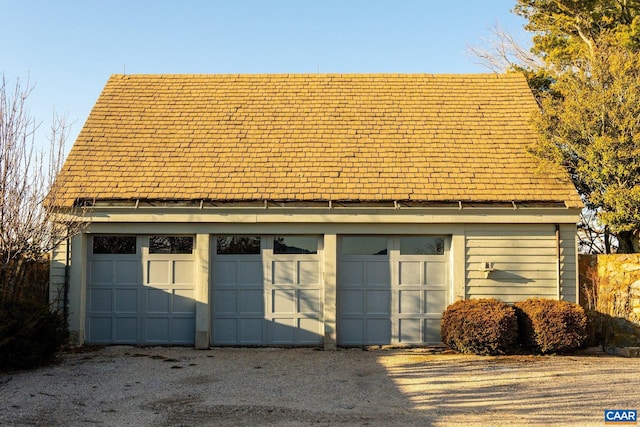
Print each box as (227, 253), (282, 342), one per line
(337, 236), (450, 345)
(211, 235), (323, 345)
(86, 235), (196, 344)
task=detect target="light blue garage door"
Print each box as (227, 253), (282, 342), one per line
(211, 235), (324, 345)
(337, 236), (450, 345)
(86, 235), (196, 344)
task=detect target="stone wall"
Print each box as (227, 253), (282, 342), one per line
(582, 254), (640, 322)
(580, 254), (640, 349)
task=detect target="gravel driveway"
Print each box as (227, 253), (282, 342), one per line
(1, 346), (638, 426)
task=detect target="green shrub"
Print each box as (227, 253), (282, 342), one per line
(441, 298), (518, 355)
(515, 298), (587, 354)
(0, 299), (68, 371)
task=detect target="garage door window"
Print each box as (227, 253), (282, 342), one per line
(341, 236), (388, 255)
(273, 236), (318, 254)
(149, 236), (193, 254)
(399, 236), (444, 255)
(92, 236), (136, 254)
(216, 236), (261, 255)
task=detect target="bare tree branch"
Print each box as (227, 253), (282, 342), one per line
(467, 23), (543, 73)
(578, 208), (617, 254)
(0, 74), (86, 300)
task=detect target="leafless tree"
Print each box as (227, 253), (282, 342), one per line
(577, 209), (616, 254)
(467, 23), (543, 73)
(0, 74), (84, 301)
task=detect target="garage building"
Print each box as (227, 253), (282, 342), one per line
(50, 73), (583, 348)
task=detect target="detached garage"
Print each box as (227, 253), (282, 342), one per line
(49, 73), (582, 348)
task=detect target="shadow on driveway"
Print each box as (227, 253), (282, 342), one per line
(1, 347), (638, 426)
(378, 352), (640, 426)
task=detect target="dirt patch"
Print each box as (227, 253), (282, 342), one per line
(0, 346), (638, 426)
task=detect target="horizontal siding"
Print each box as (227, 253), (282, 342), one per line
(465, 224), (558, 304)
(49, 240), (69, 312)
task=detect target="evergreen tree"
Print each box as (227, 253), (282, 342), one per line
(514, 0), (640, 252)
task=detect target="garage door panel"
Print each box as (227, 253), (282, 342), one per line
(90, 289), (112, 312)
(340, 261), (364, 285)
(237, 261), (263, 285)
(298, 289), (321, 313)
(214, 318), (266, 344)
(426, 289), (448, 314)
(299, 261), (320, 284)
(297, 318), (322, 343)
(171, 318), (196, 343)
(398, 318), (421, 343)
(146, 318), (170, 342)
(272, 261), (294, 285)
(90, 260), (114, 285)
(114, 289), (138, 313)
(339, 259), (392, 287)
(114, 317), (138, 342)
(271, 289), (296, 313)
(114, 261), (140, 285)
(270, 318), (322, 344)
(213, 290), (236, 314)
(425, 319), (442, 342)
(237, 290), (264, 314)
(399, 262), (421, 285)
(88, 317), (112, 342)
(144, 317), (196, 344)
(173, 261), (194, 284)
(271, 318), (296, 343)
(213, 261), (238, 286)
(367, 319), (391, 344)
(337, 319), (364, 344)
(398, 290), (421, 314)
(214, 260), (263, 287)
(239, 318), (265, 343)
(173, 289), (196, 313)
(426, 262), (447, 285)
(339, 290), (364, 315)
(338, 317), (391, 345)
(146, 289), (170, 313)
(367, 291), (391, 315)
(212, 318), (237, 343)
(147, 260), (170, 284)
(367, 262), (391, 287)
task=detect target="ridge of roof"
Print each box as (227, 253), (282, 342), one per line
(108, 72), (516, 77)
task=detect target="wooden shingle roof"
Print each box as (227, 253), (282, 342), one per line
(56, 73), (582, 208)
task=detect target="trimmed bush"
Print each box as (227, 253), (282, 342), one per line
(0, 299), (68, 371)
(441, 298), (518, 355)
(515, 298), (587, 354)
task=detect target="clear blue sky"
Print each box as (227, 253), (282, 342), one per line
(1, 0), (529, 148)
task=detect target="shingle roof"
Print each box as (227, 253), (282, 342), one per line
(56, 73), (582, 208)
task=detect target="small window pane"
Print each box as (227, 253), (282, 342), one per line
(149, 236), (193, 254)
(217, 236), (261, 255)
(341, 237), (388, 256)
(400, 236), (444, 255)
(93, 236), (136, 254)
(273, 236), (318, 254)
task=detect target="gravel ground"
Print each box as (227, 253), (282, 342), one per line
(0, 346), (639, 426)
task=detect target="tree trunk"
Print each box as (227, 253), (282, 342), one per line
(616, 230), (640, 253)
